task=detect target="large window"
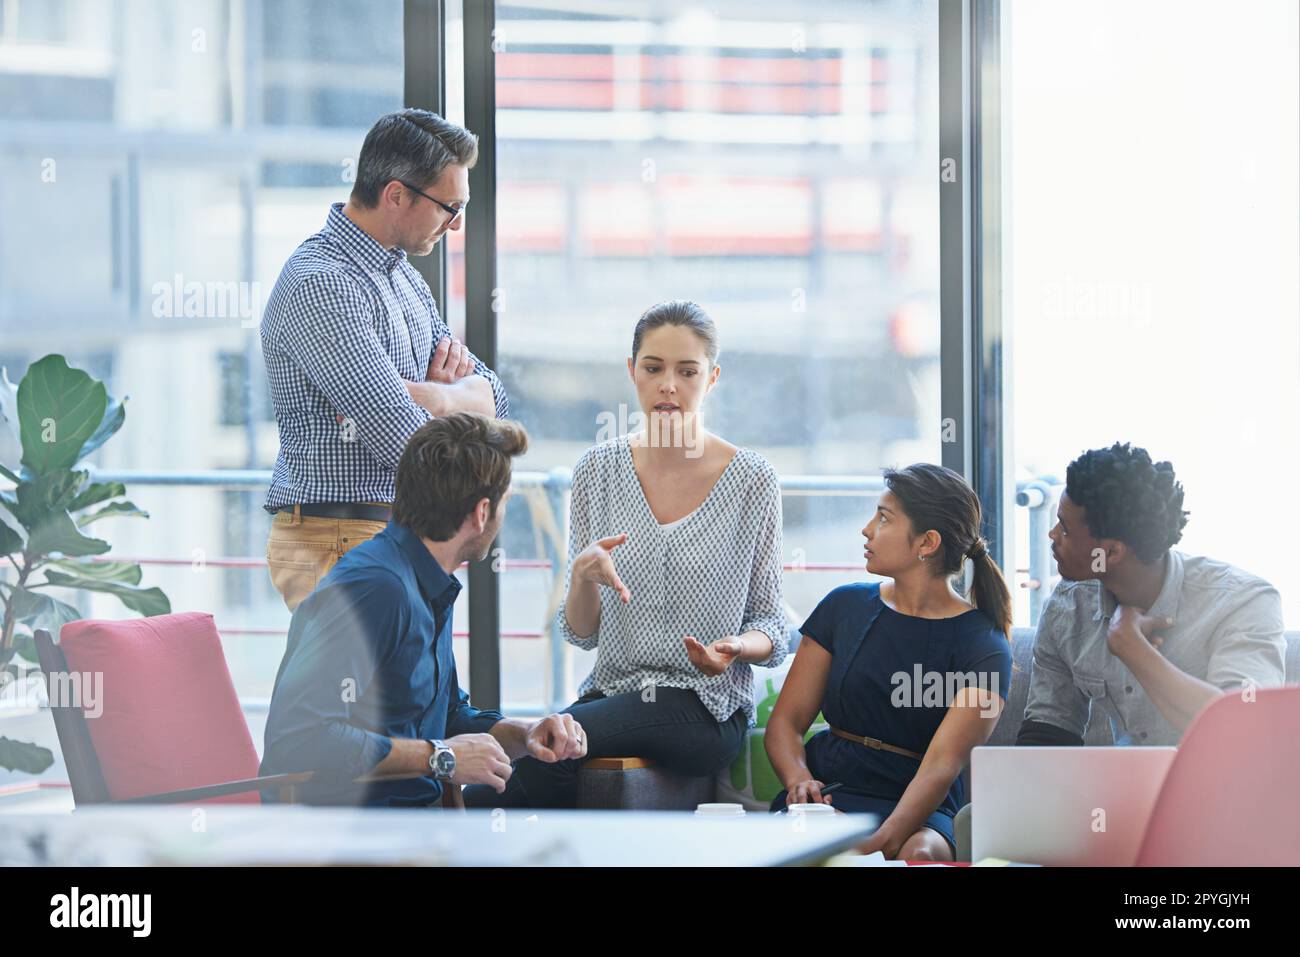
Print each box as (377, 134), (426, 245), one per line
(0, 0), (405, 699)
(1004, 0), (1300, 627)
(490, 0), (941, 708)
(11, 0), (1287, 728)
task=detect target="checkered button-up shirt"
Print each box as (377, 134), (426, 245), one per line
(262, 202), (508, 512)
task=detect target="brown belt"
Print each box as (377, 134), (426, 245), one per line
(830, 726), (923, 761)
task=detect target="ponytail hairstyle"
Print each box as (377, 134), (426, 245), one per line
(881, 463), (1012, 639)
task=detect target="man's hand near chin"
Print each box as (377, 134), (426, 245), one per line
(1106, 604), (1171, 663)
(1107, 603), (1224, 734)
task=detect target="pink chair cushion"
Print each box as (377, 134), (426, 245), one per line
(58, 612), (261, 804)
(1137, 686), (1300, 866)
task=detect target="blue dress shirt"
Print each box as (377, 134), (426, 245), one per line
(260, 520), (503, 806)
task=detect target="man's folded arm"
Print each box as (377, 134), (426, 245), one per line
(459, 341), (509, 419)
(427, 303), (510, 418)
(279, 273), (431, 471)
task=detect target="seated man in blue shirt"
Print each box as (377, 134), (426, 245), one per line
(1017, 442), (1285, 748)
(261, 412), (587, 806)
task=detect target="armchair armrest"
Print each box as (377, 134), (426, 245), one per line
(112, 769), (464, 809)
(113, 771), (316, 805)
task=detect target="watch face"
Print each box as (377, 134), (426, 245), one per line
(435, 750), (456, 776)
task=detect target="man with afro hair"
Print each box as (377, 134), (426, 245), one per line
(1016, 443), (1284, 747)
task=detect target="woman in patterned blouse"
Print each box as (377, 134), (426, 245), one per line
(464, 300), (789, 809)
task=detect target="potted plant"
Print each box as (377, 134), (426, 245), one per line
(0, 355), (170, 774)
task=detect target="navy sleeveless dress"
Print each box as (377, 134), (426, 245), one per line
(770, 582), (1012, 855)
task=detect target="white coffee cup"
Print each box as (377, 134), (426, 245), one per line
(786, 802), (837, 816)
(695, 802), (746, 817)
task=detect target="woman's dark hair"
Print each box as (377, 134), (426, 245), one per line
(882, 463), (1012, 638)
(351, 108), (478, 208)
(631, 299), (719, 364)
(1065, 442), (1187, 563)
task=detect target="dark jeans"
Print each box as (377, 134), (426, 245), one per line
(463, 686), (747, 809)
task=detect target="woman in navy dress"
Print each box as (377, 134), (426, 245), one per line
(765, 464), (1013, 861)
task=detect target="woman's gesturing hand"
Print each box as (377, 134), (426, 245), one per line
(574, 533), (631, 603)
(683, 635), (743, 675)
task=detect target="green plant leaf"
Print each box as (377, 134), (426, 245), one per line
(46, 559), (142, 586)
(10, 588), (81, 631)
(78, 396), (127, 463)
(42, 570), (170, 617)
(0, 737), (55, 774)
(24, 510), (110, 559)
(2, 471), (88, 537)
(16, 355), (108, 475)
(76, 500), (148, 527)
(0, 517), (22, 556)
(66, 480), (126, 514)
(0, 462), (19, 484)
(10, 633), (39, 666)
(8, 470), (87, 529)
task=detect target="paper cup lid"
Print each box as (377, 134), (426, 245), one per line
(695, 803), (746, 815)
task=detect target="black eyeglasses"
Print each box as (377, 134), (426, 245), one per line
(399, 181), (467, 224)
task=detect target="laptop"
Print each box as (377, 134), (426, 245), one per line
(971, 746), (1177, 866)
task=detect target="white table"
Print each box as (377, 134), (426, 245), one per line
(0, 806), (879, 867)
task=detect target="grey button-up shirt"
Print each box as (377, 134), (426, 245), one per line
(1023, 549), (1285, 746)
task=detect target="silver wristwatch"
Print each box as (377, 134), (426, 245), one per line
(426, 739), (456, 781)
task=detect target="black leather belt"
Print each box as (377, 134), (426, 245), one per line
(278, 502), (392, 522)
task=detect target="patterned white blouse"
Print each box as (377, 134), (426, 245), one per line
(556, 435), (789, 725)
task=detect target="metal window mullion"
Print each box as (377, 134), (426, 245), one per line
(939, 0), (973, 485)
(940, 1), (1009, 577)
(946, 0), (1013, 582)
(404, 0), (448, 319)
(970, 0), (1011, 579)
(462, 0), (501, 711)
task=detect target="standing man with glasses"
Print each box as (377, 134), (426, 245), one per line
(261, 108), (508, 612)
